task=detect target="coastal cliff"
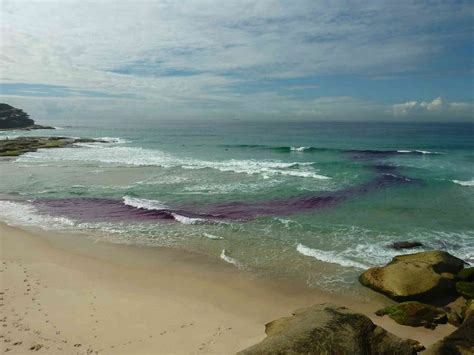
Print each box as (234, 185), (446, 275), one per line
(0, 103), (54, 130)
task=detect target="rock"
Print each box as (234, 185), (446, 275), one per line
(463, 300), (473, 320)
(425, 302), (474, 354)
(237, 304), (422, 355)
(359, 251), (464, 302)
(391, 251), (464, 274)
(0, 103), (53, 130)
(444, 297), (469, 326)
(29, 343), (43, 351)
(456, 282), (474, 299)
(389, 241), (424, 250)
(457, 267), (474, 282)
(0, 136), (106, 157)
(375, 301), (447, 329)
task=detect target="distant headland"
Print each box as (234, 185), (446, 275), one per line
(0, 103), (54, 130)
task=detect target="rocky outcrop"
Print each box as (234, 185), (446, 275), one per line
(0, 103), (53, 130)
(237, 304), (422, 355)
(425, 301), (474, 354)
(0, 136), (104, 156)
(375, 301), (447, 329)
(359, 251), (465, 302)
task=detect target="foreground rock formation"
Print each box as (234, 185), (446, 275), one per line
(359, 251), (465, 302)
(0, 103), (54, 130)
(0, 136), (103, 156)
(425, 301), (474, 354)
(359, 250), (473, 353)
(237, 304), (422, 354)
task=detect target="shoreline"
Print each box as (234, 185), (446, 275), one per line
(0, 222), (456, 354)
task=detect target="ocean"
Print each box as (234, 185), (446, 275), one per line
(1, 120), (473, 291)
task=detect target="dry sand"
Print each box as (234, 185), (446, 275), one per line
(0, 222), (455, 354)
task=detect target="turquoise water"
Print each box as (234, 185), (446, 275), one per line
(1, 121), (473, 290)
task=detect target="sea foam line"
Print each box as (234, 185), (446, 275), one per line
(122, 196), (169, 210)
(220, 249), (241, 268)
(0, 200), (75, 230)
(296, 243), (368, 269)
(203, 233), (223, 240)
(452, 179), (474, 187)
(17, 145), (330, 180)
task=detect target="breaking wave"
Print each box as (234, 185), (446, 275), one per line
(17, 145), (330, 179)
(0, 200), (75, 230)
(122, 196), (169, 210)
(296, 244), (369, 269)
(452, 179), (474, 187)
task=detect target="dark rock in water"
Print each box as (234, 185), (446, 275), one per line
(375, 301), (447, 329)
(0, 103), (54, 130)
(237, 303), (422, 355)
(359, 251), (464, 303)
(456, 282), (474, 300)
(425, 301), (474, 354)
(457, 267), (474, 282)
(389, 241), (424, 250)
(0, 136), (105, 157)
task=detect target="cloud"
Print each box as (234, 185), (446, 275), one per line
(392, 97), (473, 118)
(0, 1), (473, 121)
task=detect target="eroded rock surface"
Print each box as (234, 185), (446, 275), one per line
(359, 251), (464, 302)
(237, 304), (422, 355)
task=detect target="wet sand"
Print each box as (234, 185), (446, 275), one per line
(0, 222), (455, 354)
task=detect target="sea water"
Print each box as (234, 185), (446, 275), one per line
(1, 121), (473, 291)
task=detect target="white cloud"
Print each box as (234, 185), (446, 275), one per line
(0, 1), (473, 120)
(392, 97), (473, 118)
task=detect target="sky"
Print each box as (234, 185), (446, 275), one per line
(1, 0), (473, 122)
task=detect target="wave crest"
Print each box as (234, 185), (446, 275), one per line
(296, 243), (368, 269)
(122, 196), (169, 210)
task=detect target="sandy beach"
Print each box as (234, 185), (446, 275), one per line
(0, 222), (456, 354)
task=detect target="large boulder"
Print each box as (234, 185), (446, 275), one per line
(391, 251), (464, 274)
(359, 251), (464, 302)
(425, 301), (474, 354)
(375, 301), (447, 329)
(237, 304), (422, 355)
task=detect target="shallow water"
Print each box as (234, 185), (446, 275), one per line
(1, 121), (473, 291)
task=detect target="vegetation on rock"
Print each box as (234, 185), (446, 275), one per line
(376, 301), (447, 329)
(456, 282), (474, 300)
(0, 137), (104, 157)
(0, 103), (54, 130)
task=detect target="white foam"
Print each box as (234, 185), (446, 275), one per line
(0, 200), (75, 230)
(290, 146), (311, 152)
(17, 145), (329, 179)
(220, 249), (241, 267)
(203, 233), (223, 240)
(96, 137), (129, 144)
(296, 243), (368, 269)
(397, 150), (444, 155)
(123, 196), (169, 210)
(453, 179), (474, 187)
(171, 213), (208, 225)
